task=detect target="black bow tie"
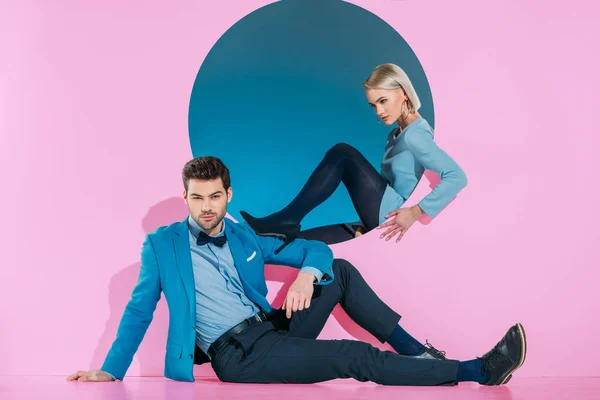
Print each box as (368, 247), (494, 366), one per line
(196, 231), (227, 248)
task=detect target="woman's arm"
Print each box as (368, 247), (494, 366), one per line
(404, 128), (468, 218)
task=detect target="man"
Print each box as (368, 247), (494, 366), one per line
(68, 156), (526, 386)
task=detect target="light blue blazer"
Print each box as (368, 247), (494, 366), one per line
(101, 217), (334, 381)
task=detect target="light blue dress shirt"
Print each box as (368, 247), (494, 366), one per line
(187, 216), (260, 353)
(187, 216), (324, 353)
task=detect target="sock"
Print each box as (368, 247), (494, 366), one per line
(387, 325), (426, 356)
(457, 359), (488, 383)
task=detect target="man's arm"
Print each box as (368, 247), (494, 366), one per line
(67, 235), (162, 382)
(251, 231), (335, 318)
(255, 233), (334, 284)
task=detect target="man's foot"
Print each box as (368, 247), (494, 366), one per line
(413, 340), (447, 360)
(480, 323), (527, 385)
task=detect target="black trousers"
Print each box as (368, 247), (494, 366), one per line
(210, 259), (459, 385)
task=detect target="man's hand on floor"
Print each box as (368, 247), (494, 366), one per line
(67, 370), (115, 382)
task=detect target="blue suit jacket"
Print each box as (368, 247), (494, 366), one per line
(101, 217), (335, 381)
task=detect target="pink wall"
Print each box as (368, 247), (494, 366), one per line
(1, 0), (599, 378)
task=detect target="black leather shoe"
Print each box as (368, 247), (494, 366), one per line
(240, 211), (301, 254)
(414, 340), (447, 360)
(480, 323), (527, 385)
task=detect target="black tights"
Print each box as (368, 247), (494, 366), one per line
(257, 143), (388, 244)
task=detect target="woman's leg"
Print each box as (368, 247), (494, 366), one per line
(245, 143), (387, 231)
(296, 223), (355, 245)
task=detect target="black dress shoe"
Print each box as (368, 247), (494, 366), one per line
(414, 340), (456, 386)
(240, 211), (301, 254)
(414, 340), (447, 360)
(480, 323), (527, 385)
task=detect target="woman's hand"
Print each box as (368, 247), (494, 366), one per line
(377, 205), (424, 242)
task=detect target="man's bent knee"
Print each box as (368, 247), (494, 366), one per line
(332, 258), (359, 278)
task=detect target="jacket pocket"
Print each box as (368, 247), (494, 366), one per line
(166, 340), (183, 360)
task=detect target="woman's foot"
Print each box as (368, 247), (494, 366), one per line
(240, 211), (301, 236)
(240, 211), (302, 254)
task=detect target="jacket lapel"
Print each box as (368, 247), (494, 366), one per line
(173, 219), (195, 314)
(224, 220), (272, 314)
(224, 221), (249, 281)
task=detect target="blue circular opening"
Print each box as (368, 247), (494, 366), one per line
(189, 0), (433, 229)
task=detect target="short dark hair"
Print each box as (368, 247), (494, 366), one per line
(182, 156), (231, 192)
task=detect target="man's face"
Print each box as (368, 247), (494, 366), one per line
(183, 178), (232, 234)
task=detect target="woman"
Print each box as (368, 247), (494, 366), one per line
(241, 63), (467, 251)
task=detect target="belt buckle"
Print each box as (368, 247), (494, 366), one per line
(255, 312), (265, 322)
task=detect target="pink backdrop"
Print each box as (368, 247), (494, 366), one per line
(1, 0), (599, 378)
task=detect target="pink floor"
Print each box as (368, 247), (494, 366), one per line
(2, 377), (600, 400)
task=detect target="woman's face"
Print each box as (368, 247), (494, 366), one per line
(365, 88), (407, 126)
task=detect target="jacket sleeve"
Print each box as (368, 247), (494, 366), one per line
(254, 232), (335, 285)
(101, 235), (162, 379)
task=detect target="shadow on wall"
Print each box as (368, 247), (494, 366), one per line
(90, 197), (189, 376)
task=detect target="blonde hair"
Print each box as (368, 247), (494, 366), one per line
(363, 63), (421, 113)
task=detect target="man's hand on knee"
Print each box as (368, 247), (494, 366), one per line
(282, 271), (316, 319)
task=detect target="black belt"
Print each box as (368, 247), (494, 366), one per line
(207, 311), (268, 360)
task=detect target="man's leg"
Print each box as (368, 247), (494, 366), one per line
(280, 258), (432, 357)
(296, 223), (355, 245)
(212, 322), (526, 386)
(213, 329), (459, 386)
